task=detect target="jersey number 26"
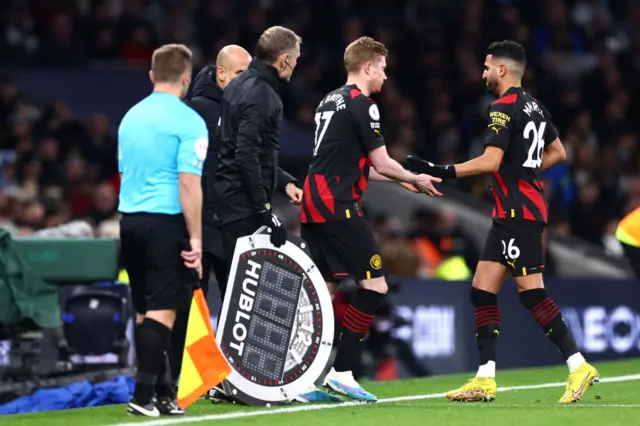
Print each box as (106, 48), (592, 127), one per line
(522, 121), (546, 169)
(313, 111), (335, 156)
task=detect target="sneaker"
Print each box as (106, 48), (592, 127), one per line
(205, 385), (234, 404)
(127, 398), (160, 417)
(154, 397), (185, 415)
(293, 385), (344, 403)
(324, 368), (377, 402)
(446, 377), (497, 402)
(558, 362), (600, 403)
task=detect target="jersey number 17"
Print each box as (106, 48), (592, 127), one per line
(522, 121), (546, 169)
(313, 111), (335, 156)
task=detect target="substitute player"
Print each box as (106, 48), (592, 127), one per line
(118, 44), (207, 416)
(616, 207), (640, 280)
(300, 36), (442, 402)
(405, 40), (598, 403)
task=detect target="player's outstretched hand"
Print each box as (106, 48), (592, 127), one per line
(398, 182), (420, 193)
(286, 184), (303, 205)
(414, 174), (443, 197)
(406, 155), (456, 179)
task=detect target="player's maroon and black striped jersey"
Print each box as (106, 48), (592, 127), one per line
(301, 84), (385, 223)
(484, 86), (559, 224)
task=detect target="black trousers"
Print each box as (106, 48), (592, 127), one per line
(219, 214), (264, 272)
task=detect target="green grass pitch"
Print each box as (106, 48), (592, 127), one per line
(3, 359), (640, 426)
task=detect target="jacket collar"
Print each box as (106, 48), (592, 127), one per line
(250, 57), (285, 92)
(189, 65), (223, 102)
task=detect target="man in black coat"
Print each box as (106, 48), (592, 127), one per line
(169, 45), (252, 385)
(186, 45), (252, 298)
(213, 26), (303, 264)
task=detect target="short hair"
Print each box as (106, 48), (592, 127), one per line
(256, 26), (302, 63)
(487, 40), (526, 66)
(151, 44), (193, 83)
(344, 36), (389, 73)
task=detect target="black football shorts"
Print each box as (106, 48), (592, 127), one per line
(481, 221), (545, 277)
(120, 213), (196, 313)
(301, 217), (384, 282)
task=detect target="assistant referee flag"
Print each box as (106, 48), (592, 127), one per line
(177, 289), (231, 409)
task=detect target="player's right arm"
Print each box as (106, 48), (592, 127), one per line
(351, 96), (442, 195)
(405, 100), (513, 178)
(454, 100), (515, 177)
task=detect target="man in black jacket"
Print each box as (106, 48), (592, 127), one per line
(168, 45), (251, 386)
(186, 45), (252, 297)
(213, 26), (303, 264)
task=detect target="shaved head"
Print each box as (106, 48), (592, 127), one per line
(216, 45), (251, 88)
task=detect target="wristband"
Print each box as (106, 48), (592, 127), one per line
(406, 155), (457, 178)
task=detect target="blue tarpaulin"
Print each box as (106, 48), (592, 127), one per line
(0, 375), (134, 415)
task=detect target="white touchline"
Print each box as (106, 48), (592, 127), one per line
(111, 374), (640, 426)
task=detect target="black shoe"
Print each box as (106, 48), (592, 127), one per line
(205, 385), (234, 404)
(127, 398), (160, 417)
(154, 397), (185, 415)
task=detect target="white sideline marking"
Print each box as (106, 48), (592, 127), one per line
(112, 374), (640, 426)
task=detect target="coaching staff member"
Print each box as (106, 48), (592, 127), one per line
(214, 26), (303, 265)
(168, 45), (252, 388)
(186, 45), (251, 298)
(118, 44), (207, 417)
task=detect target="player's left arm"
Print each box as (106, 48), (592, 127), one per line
(405, 101), (512, 178)
(369, 168), (420, 192)
(540, 121), (566, 171)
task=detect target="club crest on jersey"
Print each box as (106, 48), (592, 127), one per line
(370, 254), (382, 270)
(369, 104), (380, 121)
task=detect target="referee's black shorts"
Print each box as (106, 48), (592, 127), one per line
(120, 213), (196, 313)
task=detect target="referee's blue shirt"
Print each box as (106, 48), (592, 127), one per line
(118, 92), (209, 214)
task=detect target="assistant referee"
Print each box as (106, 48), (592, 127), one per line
(118, 44), (208, 418)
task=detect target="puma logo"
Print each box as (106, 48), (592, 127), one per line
(506, 259), (516, 269)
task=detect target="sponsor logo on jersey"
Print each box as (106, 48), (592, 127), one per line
(489, 111), (511, 129)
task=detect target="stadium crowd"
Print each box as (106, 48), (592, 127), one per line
(1, 0), (640, 262)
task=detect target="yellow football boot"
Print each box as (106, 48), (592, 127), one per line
(558, 362), (600, 403)
(446, 377), (497, 402)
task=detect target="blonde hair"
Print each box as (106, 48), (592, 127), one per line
(344, 37), (388, 73)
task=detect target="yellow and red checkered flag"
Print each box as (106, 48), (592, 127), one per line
(177, 288), (231, 409)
